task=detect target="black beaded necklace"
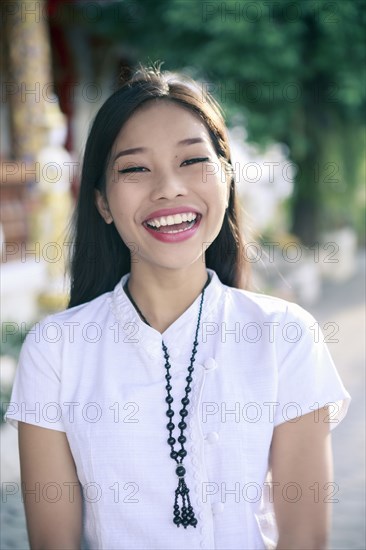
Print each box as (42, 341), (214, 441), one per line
(123, 274), (211, 529)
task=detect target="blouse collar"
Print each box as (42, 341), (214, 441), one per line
(109, 268), (227, 353)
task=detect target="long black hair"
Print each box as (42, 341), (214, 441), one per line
(68, 65), (250, 308)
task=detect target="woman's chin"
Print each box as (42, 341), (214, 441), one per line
(133, 251), (206, 273)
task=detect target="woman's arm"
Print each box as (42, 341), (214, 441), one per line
(270, 406), (333, 550)
(18, 422), (82, 549)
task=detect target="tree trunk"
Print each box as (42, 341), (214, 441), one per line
(290, 154), (321, 246)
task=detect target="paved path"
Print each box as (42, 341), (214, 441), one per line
(1, 253), (365, 549)
(306, 251), (366, 550)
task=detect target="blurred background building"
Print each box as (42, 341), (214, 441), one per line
(0, 1), (365, 548)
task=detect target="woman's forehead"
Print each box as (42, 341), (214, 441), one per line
(113, 99), (213, 148)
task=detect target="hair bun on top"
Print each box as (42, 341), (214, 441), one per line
(117, 61), (210, 100)
(118, 61), (167, 87)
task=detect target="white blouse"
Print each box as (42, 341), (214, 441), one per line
(6, 268), (351, 549)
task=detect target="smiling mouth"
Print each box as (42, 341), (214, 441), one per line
(143, 214), (201, 234)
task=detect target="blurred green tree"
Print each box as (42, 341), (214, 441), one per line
(66, 0), (366, 245)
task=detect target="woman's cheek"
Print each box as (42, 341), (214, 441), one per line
(203, 180), (227, 209)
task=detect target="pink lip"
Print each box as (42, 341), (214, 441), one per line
(143, 215), (202, 243)
(142, 206), (201, 223)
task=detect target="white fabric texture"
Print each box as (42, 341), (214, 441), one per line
(5, 268), (351, 549)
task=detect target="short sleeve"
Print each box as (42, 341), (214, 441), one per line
(4, 317), (65, 432)
(273, 302), (351, 429)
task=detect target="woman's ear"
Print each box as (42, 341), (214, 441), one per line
(95, 190), (113, 224)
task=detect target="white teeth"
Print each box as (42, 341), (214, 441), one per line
(164, 225), (193, 234)
(146, 212), (198, 228)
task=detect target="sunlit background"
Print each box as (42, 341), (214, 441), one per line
(1, 1), (365, 548)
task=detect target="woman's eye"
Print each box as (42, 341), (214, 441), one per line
(118, 166), (149, 174)
(181, 157), (210, 166)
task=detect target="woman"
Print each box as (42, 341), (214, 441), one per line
(6, 65), (350, 549)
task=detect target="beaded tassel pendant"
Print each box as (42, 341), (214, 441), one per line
(162, 275), (209, 529)
(173, 466), (197, 527)
(123, 274), (210, 529)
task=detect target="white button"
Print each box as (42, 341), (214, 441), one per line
(212, 502), (224, 515)
(203, 358), (217, 371)
(204, 431), (219, 444)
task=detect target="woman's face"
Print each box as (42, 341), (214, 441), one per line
(96, 100), (230, 271)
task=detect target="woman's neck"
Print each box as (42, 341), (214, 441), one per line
(127, 263), (210, 334)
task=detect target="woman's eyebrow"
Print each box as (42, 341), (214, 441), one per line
(112, 138), (206, 162)
(177, 137), (205, 146)
(113, 147), (147, 162)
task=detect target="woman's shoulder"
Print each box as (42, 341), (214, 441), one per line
(224, 284), (315, 325)
(28, 289), (114, 333)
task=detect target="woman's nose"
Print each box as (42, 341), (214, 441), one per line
(150, 171), (188, 200)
